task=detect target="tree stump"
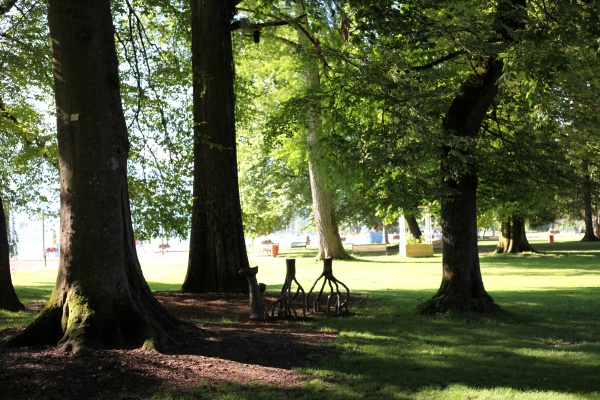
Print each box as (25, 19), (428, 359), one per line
(239, 267), (266, 321)
(307, 258), (350, 314)
(270, 258), (306, 319)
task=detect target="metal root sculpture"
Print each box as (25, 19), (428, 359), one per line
(270, 258), (306, 319)
(307, 257), (350, 314)
(239, 266), (266, 320)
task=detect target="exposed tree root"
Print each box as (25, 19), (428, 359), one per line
(418, 291), (500, 315)
(269, 259), (306, 319)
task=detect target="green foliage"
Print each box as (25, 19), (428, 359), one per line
(235, 33), (313, 237)
(0, 1), (58, 215)
(2, 0), (600, 307)
(113, 0), (193, 240)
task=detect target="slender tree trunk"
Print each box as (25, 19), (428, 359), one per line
(383, 224), (389, 244)
(3, 0), (186, 352)
(182, 0), (250, 292)
(581, 164), (599, 241)
(421, 56), (504, 315)
(0, 197), (24, 311)
(496, 216), (536, 253)
(405, 214), (422, 240)
(298, 17), (349, 261)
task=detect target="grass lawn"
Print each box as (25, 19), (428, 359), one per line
(3, 237), (600, 399)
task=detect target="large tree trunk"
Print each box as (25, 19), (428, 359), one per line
(421, 0), (527, 314)
(581, 165), (599, 241)
(405, 214), (423, 240)
(495, 216), (536, 253)
(0, 197), (24, 311)
(2, 0), (185, 352)
(182, 0), (250, 293)
(420, 56), (504, 315)
(299, 17), (349, 261)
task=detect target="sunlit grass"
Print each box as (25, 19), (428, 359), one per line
(4, 239), (600, 399)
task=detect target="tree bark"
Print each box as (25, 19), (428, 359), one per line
(581, 164), (599, 241)
(0, 197), (24, 311)
(495, 216), (536, 253)
(2, 0), (186, 352)
(405, 214), (423, 240)
(421, 56), (504, 315)
(496, 219), (511, 253)
(182, 0), (250, 293)
(298, 16), (349, 261)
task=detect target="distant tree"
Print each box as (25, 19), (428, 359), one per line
(234, 29), (314, 240)
(476, 90), (565, 254)
(0, 0), (55, 312)
(296, 12), (349, 260)
(233, 1), (352, 259)
(0, 197), (23, 311)
(552, 47), (600, 242)
(580, 164), (600, 241)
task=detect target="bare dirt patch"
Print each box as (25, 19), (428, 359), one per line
(0, 292), (344, 400)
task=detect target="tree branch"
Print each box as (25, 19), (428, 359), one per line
(0, 0), (17, 16)
(231, 19), (291, 31)
(291, 19), (331, 69)
(409, 50), (466, 71)
(275, 36), (300, 50)
(0, 97), (18, 124)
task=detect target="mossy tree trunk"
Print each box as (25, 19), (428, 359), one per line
(0, 196), (24, 311)
(2, 0), (185, 352)
(495, 216), (536, 253)
(182, 0), (250, 293)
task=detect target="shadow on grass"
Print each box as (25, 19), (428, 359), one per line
(5, 269), (600, 398)
(0, 285), (55, 328)
(306, 287), (600, 398)
(154, 286), (600, 399)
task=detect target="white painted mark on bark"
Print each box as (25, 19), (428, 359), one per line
(70, 113), (79, 121)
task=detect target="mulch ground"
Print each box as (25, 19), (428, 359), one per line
(0, 292), (351, 400)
